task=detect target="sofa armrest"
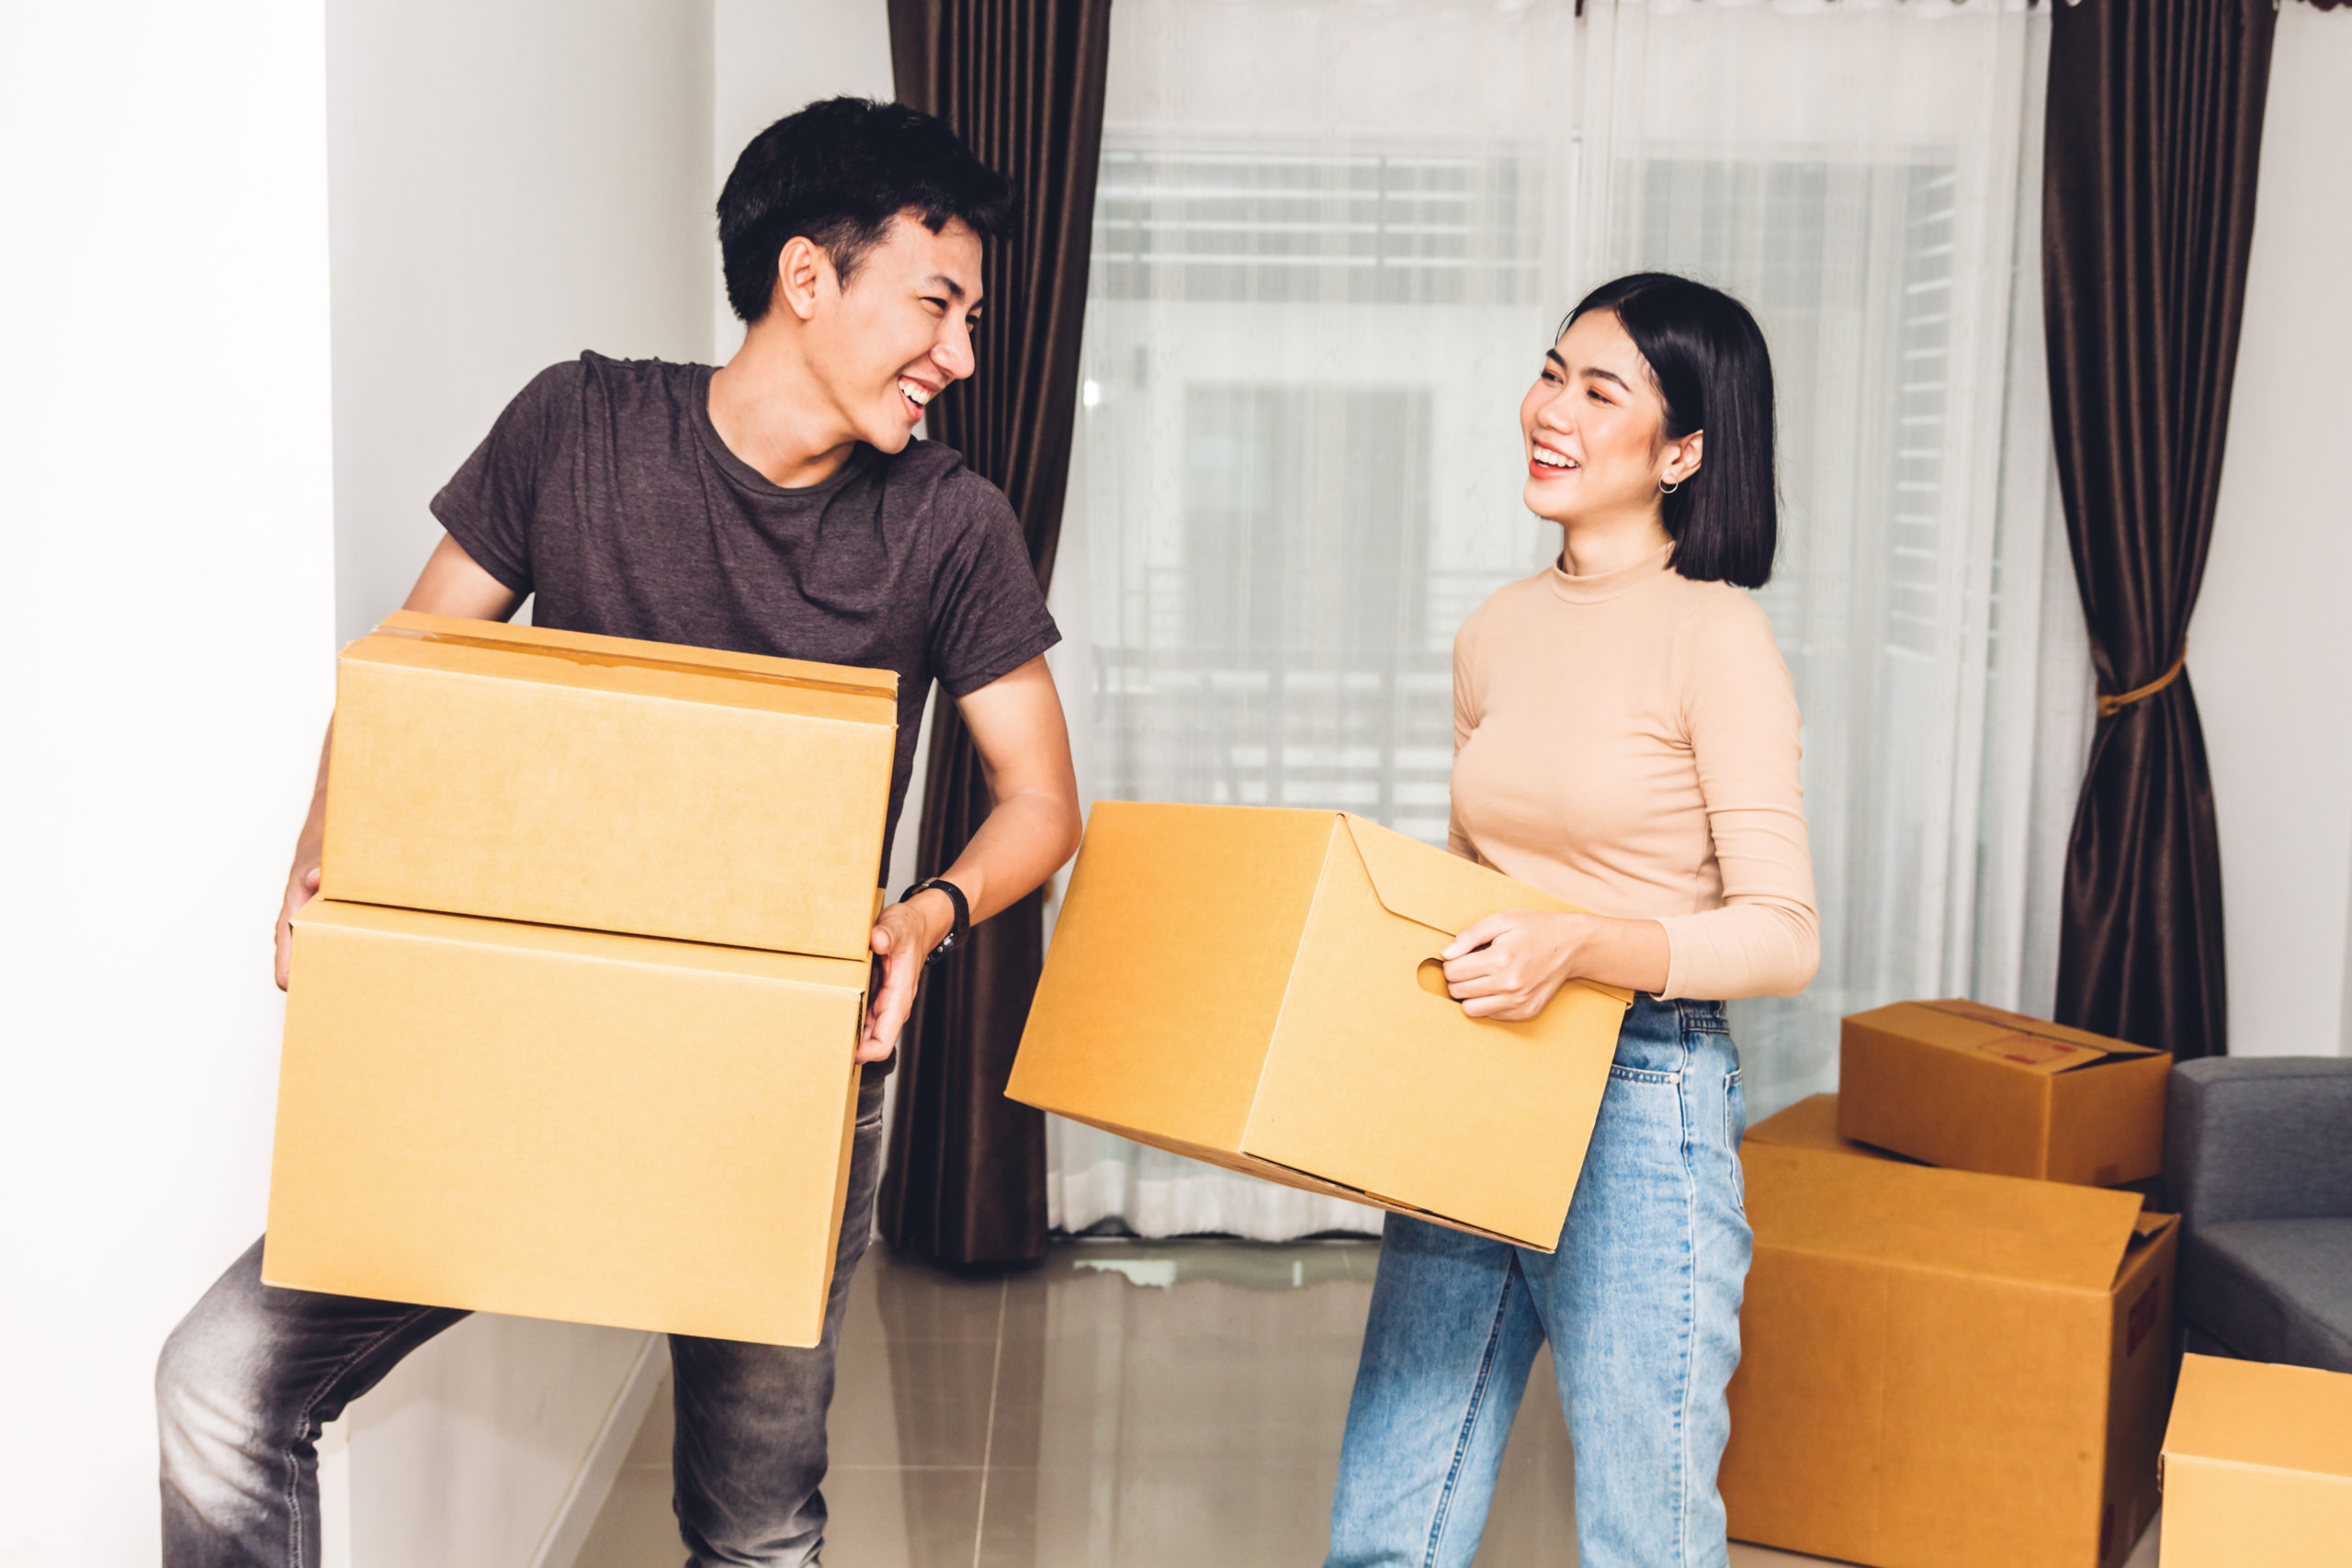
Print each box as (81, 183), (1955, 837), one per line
(2166, 1057), (2352, 1226)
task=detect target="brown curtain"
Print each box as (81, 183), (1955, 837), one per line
(880, 0), (1114, 1267)
(2042, 0), (2277, 1059)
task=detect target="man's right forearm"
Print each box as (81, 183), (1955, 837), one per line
(275, 720), (334, 990)
(291, 719), (332, 873)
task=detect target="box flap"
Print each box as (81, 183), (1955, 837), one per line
(370, 610), (899, 704)
(1887, 998), (2160, 1075)
(1339, 815), (1634, 1006)
(1744, 1094), (1902, 1161)
(1742, 1140), (2148, 1292)
(2165, 1354), (2352, 1482)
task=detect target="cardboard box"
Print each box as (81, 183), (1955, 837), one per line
(1838, 998), (2169, 1186)
(1723, 1094), (2177, 1568)
(1007, 803), (1633, 1249)
(263, 898), (867, 1346)
(2158, 1354), (2352, 1566)
(322, 611), (897, 959)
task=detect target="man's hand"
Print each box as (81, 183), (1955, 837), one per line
(860, 886), (956, 1062)
(852, 655), (1080, 1065)
(274, 862), (322, 992)
(1440, 909), (1587, 1021)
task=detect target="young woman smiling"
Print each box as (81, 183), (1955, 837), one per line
(1324, 273), (1818, 1568)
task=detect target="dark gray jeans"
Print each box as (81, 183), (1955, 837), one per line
(157, 1073), (887, 1568)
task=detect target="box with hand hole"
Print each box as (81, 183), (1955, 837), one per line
(1008, 802), (1634, 1249)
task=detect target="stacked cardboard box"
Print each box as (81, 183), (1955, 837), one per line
(1008, 802), (1634, 1249)
(1722, 1096), (2177, 1568)
(262, 611), (898, 1347)
(1838, 998), (2170, 1187)
(1725, 1003), (2178, 1568)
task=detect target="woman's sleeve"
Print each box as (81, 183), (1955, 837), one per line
(1654, 593), (1821, 1000)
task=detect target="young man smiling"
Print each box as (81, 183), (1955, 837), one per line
(155, 98), (1081, 1568)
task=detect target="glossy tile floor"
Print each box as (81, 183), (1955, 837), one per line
(575, 1237), (2162, 1567)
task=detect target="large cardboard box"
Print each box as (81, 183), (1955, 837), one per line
(2158, 1354), (2352, 1567)
(1007, 803), (1633, 1249)
(263, 898), (868, 1347)
(1723, 1094), (2177, 1568)
(1838, 998), (2169, 1186)
(322, 611), (897, 958)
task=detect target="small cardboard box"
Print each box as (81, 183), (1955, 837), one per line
(2159, 1354), (2352, 1566)
(263, 898), (867, 1347)
(322, 611), (897, 959)
(1838, 998), (2170, 1185)
(1007, 802), (1633, 1249)
(1723, 1094), (2177, 1568)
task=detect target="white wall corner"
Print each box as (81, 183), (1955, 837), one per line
(2194, 1), (2352, 1059)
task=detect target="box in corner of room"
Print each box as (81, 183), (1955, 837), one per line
(1837, 998), (2170, 1186)
(1724, 1093), (2177, 1568)
(2156, 1354), (2352, 1567)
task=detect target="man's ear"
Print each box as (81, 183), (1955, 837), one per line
(772, 236), (832, 323)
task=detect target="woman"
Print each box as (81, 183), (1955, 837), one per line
(1325, 273), (1818, 1568)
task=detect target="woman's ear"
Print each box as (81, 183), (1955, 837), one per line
(1664, 428), (1705, 487)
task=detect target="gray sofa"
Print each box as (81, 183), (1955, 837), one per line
(2166, 1056), (2352, 1372)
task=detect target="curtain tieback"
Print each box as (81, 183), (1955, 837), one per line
(2097, 643), (2188, 716)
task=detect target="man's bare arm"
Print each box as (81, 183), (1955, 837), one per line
(860, 654), (1082, 1059)
(273, 535), (523, 988)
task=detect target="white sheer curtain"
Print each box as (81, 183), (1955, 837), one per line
(1040, 0), (2088, 1240)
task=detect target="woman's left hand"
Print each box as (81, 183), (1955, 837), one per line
(1440, 909), (1590, 1021)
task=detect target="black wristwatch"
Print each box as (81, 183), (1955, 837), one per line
(900, 878), (970, 965)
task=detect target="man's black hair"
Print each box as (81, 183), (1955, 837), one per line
(718, 96), (1016, 323)
(1561, 272), (1781, 590)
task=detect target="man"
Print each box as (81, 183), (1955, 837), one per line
(155, 97), (1082, 1568)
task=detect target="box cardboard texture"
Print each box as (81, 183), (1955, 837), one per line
(1838, 998), (2170, 1186)
(263, 900), (868, 1347)
(322, 610), (898, 959)
(1722, 1094), (2177, 1568)
(1007, 802), (1633, 1249)
(2158, 1354), (2352, 1567)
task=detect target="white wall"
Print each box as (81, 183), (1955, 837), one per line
(330, 0), (718, 641)
(709, 0), (898, 364)
(2193, 1), (2352, 1059)
(321, 2), (718, 1562)
(0, 6), (337, 1563)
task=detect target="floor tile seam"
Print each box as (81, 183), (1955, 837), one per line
(970, 1278), (1011, 1568)
(827, 1462), (989, 1472)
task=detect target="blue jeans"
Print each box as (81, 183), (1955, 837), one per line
(1327, 995), (1752, 1568)
(156, 1072), (887, 1568)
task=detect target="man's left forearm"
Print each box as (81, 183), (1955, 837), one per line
(908, 785), (1083, 949)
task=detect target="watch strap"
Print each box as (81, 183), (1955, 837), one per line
(901, 877), (970, 964)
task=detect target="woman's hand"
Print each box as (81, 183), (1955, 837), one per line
(1440, 909), (1591, 1021)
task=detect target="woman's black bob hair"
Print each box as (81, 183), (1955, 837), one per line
(1559, 272), (1779, 589)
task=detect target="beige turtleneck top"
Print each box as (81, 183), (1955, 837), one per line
(1449, 542), (1820, 1001)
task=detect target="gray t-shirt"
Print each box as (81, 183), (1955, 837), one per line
(432, 353), (1060, 874)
